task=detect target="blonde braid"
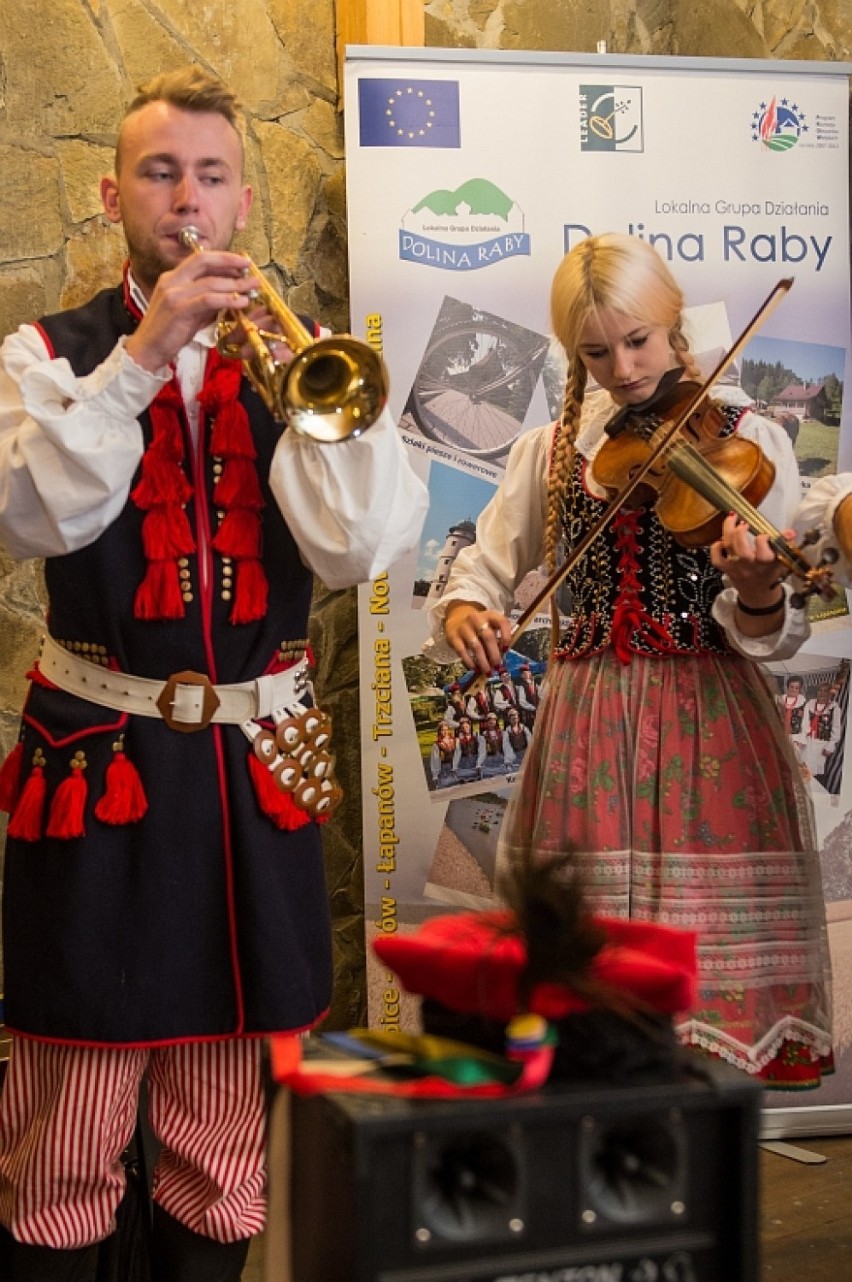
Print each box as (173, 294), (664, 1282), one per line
(544, 361), (588, 573)
(668, 318), (701, 382)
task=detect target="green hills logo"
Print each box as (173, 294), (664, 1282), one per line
(400, 178), (530, 272)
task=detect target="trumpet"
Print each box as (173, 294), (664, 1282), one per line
(179, 225), (389, 442)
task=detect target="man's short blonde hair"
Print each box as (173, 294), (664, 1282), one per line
(116, 66), (246, 172)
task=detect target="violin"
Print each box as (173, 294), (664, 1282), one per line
(589, 362), (834, 600)
(592, 368), (775, 547)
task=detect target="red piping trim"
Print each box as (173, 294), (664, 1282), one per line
(197, 349), (219, 680)
(2, 1010), (329, 1051)
(122, 262), (143, 321)
(212, 723), (247, 1033)
(33, 321), (55, 359)
(23, 710), (129, 748)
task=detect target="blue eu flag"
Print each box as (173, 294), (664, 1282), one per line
(358, 78), (461, 148)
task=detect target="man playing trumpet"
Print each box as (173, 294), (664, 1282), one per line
(0, 66), (427, 1281)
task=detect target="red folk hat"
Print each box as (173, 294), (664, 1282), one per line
(373, 909), (696, 1023)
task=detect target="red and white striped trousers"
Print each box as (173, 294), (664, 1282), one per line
(0, 1036), (266, 1249)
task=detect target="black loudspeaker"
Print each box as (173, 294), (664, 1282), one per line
(283, 1055), (761, 1282)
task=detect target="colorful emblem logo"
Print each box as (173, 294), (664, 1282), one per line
(399, 178), (530, 272)
(579, 85), (644, 152)
(752, 96), (808, 151)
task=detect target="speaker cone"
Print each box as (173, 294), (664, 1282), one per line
(413, 1128), (523, 1243)
(578, 1111), (687, 1224)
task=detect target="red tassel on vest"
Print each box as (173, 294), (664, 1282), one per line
(45, 752), (88, 839)
(131, 450), (192, 508)
(141, 506), (195, 560)
(7, 753), (48, 842)
(130, 348), (270, 624)
(231, 559), (269, 625)
(134, 560), (186, 620)
(94, 751), (148, 825)
(214, 457), (265, 509)
(208, 399), (257, 459)
(248, 753), (312, 831)
(212, 508), (263, 559)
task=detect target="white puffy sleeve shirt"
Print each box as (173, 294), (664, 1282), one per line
(0, 321), (428, 589)
(793, 472), (852, 588)
(425, 386), (810, 664)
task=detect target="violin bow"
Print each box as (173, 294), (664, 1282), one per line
(462, 276), (803, 692)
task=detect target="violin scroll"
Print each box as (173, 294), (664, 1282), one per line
(783, 531), (838, 610)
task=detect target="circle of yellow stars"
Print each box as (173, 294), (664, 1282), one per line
(385, 87), (436, 140)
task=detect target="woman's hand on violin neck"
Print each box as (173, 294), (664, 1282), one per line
(443, 601), (511, 674)
(711, 513), (788, 634)
(711, 513), (785, 593)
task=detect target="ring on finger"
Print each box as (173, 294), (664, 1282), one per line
(477, 621), (491, 635)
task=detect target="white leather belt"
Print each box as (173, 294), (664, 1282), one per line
(38, 634), (310, 734)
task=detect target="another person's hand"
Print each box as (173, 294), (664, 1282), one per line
(443, 601), (512, 675)
(833, 493), (852, 564)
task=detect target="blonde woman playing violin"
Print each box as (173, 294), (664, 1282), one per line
(427, 232), (831, 1089)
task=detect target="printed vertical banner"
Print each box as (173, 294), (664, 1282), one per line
(345, 49), (852, 1122)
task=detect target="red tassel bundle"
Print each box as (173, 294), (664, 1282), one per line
(94, 752), (148, 825)
(134, 560), (186, 620)
(130, 449), (192, 508)
(208, 399), (256, 459)
(131, 374), (193, 622)
(130, 350), (270, 626)
(212, 508), (263, 559)
(7, 755), (47, 841)
(213, 458), (265, 510)
(45, 753), (88, 840)
(146, 382), (186, 458)
(141, 507), (195, 560)
(248, 753), (311, 831)
(231, 559), (269, 625)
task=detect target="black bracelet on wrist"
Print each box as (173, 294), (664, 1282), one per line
(736, 593), (785, 616)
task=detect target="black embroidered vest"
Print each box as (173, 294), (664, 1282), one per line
(553, 406), (744, 660)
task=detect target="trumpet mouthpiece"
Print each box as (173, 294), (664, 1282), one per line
(179, 225), (202, 249)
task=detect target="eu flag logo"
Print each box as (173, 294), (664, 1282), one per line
(358, 78), (461, 149)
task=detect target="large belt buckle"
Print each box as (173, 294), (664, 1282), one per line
(157, 670), (221, 733)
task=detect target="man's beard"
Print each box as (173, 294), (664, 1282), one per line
(125, 237), (177, 295)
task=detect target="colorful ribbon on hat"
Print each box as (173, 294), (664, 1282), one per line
(270, 1017), (557, 1100)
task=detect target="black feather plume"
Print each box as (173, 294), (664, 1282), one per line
(498, 851), (655, 1023)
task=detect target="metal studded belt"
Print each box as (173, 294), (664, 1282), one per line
(38, 634), (310, 734)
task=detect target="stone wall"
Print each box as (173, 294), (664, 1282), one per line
(423, 0), (852, 60)
(0, 0), (849, 1024)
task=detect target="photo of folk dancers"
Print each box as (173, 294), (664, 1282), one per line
(407, 650), (545, 796)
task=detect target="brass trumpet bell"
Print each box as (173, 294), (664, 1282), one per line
(180, 226), (389, 441)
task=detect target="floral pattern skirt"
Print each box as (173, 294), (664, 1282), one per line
(497, 648), (833, 1087)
